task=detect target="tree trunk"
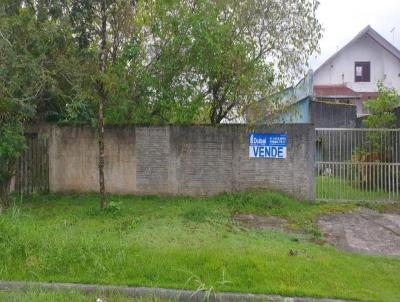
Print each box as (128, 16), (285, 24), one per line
(98, 0), (108, 210)
(98, 97), (106, 209)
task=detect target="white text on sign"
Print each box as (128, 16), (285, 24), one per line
(248, 133), (287, 159)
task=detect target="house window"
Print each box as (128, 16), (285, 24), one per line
(354, 62), (370, 82)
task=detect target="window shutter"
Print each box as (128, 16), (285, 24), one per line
(363, 62), (370, 82)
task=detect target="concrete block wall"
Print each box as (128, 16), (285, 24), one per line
(44, 124), (315, 200)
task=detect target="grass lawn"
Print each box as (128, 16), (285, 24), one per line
(316, 176), (400, 202)
(1, 191), (399, 302)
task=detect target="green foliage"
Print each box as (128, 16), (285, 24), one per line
(0, 122), (26, 186)
(65, 99), (97, 125)
(186, 270), (232, 300)
(0, 5), (86, 206)
(1, 1), (322, 126)
(363, 82), (399, 129)
(105, 201), (122, 216)
(105, 0), (322, 125)
(0, 7), (85, 122)
(351, 83), (400, 190)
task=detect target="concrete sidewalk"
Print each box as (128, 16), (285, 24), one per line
(0, 281), (357, 302)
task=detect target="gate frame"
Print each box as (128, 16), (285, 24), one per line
(14, 131), (49, 195)
(315, 127), (400, 203)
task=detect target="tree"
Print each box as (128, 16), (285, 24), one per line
(0, 1), (87, 122)
(111, 0), (322, 125)
(0, 109), (29, 210)
(362, 82), (399, 158)
(0, 5), (76, 209)
(70, 0), (137, 209)
(1, 0), (322, 207)
(353, 83), (400, 190)
(1, 1), (138, 209)
(363, 82), (399, 129)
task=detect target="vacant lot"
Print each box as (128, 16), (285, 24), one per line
(1, 192), (399, 301)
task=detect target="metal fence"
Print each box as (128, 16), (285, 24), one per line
(14, 133), (49, 194)
(315, 128), (400, 202)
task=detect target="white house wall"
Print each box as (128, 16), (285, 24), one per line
(314, 34), (400, 93)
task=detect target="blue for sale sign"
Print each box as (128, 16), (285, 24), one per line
(249, 133), (287, 159)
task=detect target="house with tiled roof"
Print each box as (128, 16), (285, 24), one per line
(313, 25), (400, 117)
(271, 70), (357, 128)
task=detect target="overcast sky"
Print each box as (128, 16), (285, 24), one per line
(309, 0), (400, 70)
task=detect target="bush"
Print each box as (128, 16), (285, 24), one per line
(350, 83), (400, 191)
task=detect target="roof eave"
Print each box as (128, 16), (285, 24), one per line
(315, 95), (360, 99)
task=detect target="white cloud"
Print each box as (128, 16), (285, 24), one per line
(310, 0), (400, 69)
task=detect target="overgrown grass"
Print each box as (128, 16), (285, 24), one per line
(316, 176), (400, 202)
(0, 192), (399, 302)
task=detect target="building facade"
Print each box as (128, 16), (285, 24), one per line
(313, 26), (400, 116)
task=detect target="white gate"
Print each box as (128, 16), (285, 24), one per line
(315, 128), (400, 202)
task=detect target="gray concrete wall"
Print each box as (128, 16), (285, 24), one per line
(44, 124), (315, 200)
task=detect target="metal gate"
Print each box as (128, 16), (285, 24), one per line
(315, 128), (400, 202)
(14, 133), (49, 194)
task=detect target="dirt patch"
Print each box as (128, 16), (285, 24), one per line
(233, 214), (291, 232)
(317, 208), (400, 258)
